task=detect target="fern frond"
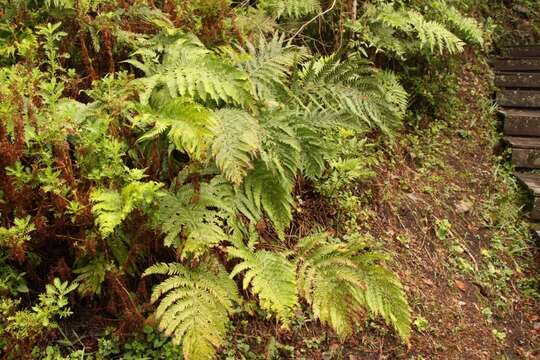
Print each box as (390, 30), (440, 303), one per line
(228, 244), (297, 323)
(223, 34), (308, 101)
(350, 4), (465, 57)
(136, 97), (216, 160)
(143, 261), (240, 360)
(440, 6), (484, 46)
(211, 109), (261, 186)
(293, 54), (405, 133)
(259, 0), (321, 18)
(90, 181), (162, 238)
(241, 161), (294, 239)
(377, 70), (409, 119)
(406, 10), (464, 54)
(295, 233), (411, 342)
(155, 180), (234, 258)
(353, 252), (412, 341)
(130, 32), (253, 106)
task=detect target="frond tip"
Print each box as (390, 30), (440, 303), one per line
(296, 233), (411, 342)
(143, 262), (240, 360)
(228, 243), (298, 323)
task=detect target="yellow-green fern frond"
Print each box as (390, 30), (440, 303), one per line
(241, 161), (294, 239)
(295, 233), (411, 342)
(90, 180), (162, 238)
(211, 109), (261, 186)
(223, 34), (308, 101)
(439, 6), (484, 46)
(155, 180), (234, 258)
(294, 54), (405, 133)
(136, 98), (216, 160)
(128, 32), (252, 106)
(143, 261), (240, 360)
(228, 244), (297, 323)
(259, 0), (321, 19)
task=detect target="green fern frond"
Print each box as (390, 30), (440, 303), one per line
(350, 4), (465, 57)
(211, 109), (261, 186)
(136, 97), (216, 160)
(353, 251), (412, 341)
(295, 233), (411, 342)
(90, 180), (162, 238)
(228, 243), (297, 323)
(439, 6), (484, 46)
(406, 11), (464, 54)
(143, 261), (240, 360)
(129, 32), (252, 106)
(294, 54), (405, 133)
(377, 70), (409, 119)
(223, 34), (308, 101)
(156, 180), (234, 258)
(259, 0), (321, 18)
(241, 161), (294, 239)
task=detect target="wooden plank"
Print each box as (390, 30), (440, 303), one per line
(531, 197), (540, 220)
(492, 58), (540, 71)
(499, 89), (540, 108)
(500, 45), (540, 58)
(503, 136), (540, 148)
(512, 148), (540, 168)
(516, 172), (540, 195)
(503, 109), (540, 136)
(495, 72), (540, 88)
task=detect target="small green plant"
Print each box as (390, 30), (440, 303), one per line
(413, 315), (429, 332)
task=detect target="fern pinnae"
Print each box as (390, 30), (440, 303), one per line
(143, 262), (240, 359)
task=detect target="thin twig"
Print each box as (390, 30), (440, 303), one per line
(287, 0), (338, 44)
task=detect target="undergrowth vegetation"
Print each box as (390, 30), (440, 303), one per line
(0, 0), (537, 359)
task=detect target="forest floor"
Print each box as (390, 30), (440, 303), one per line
(222, 52), (540, 360)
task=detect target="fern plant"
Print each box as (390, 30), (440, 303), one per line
(350, 3), (475, 59)
(228, 242), (297, 323)
(258, 0), (321, 19)
(143, 262), (240, 360)
(126, 31), (252, 106)
(295, 232), (411, 341)
(91, 178), (162, 238)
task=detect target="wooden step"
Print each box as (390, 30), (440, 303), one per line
(515, 172), (540, 220)
(504, 137), (540, 168)
(504, 136), (540, 148)
(492, 58), (540, 71)
(500, 45), (540, 58)
(495, 72), (540, 88)
(503, 109), (540, 136)
(499, 89), (540, 108)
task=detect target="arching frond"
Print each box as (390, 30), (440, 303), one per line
(143, 262), (240, 360)
(90, 180), (162, 238)
(259, 0), (321, 19)
(155, 180), (234, 259)
(136, 98), (216, 160)
(229, 243), (297, 323)
(128, 32), (253, 106)
(293, 54), (405, 133)
(222, 34), (308, 101)
(296, 233), (411, 342)
(211, 109), (261, 186)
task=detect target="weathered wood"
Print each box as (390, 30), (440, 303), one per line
(500, 45), (540, 58)
(499, 89), (540, 108)
(511, 148), (540, 168)
(503, 137), (540, 168)
(503, 136), (540, 148)
(495, 72), (540, 88)
(531, 197), (540, 220)
(516, 172), (540, 195)
(503, 109), (540, 136)
(492, 58), (540, 71)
